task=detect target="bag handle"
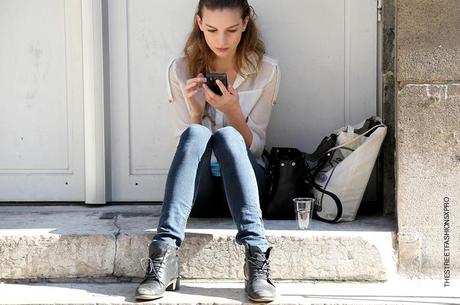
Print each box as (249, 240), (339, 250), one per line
(326, 123), (385, 154)
(304, 170), (343, 223)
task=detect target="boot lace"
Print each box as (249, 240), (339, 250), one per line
(248, 256), (272, 280)
(140, 256), (165, 285)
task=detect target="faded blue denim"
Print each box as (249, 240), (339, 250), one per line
(153, 124), (270, 252)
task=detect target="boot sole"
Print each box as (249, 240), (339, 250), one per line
(135, 293), (164, 301)
(245, 285), (275, 302)
(134, 278), (180, 300)
(247, 295), (275, 302)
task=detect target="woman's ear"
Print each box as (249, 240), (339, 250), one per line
(196, 15), (204, 31)
(242, 16), (249, 31)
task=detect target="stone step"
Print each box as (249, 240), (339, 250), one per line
(0, 205), (397, 281)
(0, 279), (459, 305)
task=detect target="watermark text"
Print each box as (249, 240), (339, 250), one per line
(443, 196), (450, 287)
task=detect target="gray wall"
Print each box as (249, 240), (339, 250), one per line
(396, 0), (460, 279)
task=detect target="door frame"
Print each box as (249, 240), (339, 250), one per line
(82, 0), (106, 204)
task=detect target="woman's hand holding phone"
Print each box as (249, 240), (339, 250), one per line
(202, 79), (240, 116)
(185, 73), (207, 117)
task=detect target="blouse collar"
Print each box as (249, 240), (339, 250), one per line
(233, 53), (259, 89)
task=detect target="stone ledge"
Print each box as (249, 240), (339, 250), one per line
(0, 205), (397, 281)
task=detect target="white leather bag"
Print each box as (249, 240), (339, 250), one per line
(312, 116), (387, 222)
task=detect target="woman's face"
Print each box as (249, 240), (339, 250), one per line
(196, 7), (249, 60)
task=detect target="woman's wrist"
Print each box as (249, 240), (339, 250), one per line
(190, 112), (202, 124)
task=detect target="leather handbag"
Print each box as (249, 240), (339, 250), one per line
(262, 147), (312, 220)
(261, 134), (339, 221)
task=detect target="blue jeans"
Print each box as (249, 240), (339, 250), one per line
(153, 124), (270, 252)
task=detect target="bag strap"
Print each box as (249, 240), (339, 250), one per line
(305, 134), (337, 162)
(326, 123), (385, 154)
(304, 174), (343, 223)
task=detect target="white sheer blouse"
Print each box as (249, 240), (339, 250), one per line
(166, 54), (281, 168)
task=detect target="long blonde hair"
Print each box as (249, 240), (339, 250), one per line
(183, 0), (265, 79)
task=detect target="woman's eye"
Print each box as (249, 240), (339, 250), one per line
(207, 30), (237, 33)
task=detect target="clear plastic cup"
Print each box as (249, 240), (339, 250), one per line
(293, 197), (315, 229)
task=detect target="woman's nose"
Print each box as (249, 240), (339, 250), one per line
(218, 34), (227, 46)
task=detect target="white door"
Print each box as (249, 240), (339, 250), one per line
(259, 0), (379, 203)
(0, 0), (85, 201)
(108, 0), (379, 202)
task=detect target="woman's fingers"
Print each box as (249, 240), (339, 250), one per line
(185, 77), (207, 92)
(227, 82), (236, 94)
(186, 89), (199, 99)
(202, 83), (217, 103)
(185, 82), (199, 92)
(215, 80), (229, 95)
(186, 76), (207, 86)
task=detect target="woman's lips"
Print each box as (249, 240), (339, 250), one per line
(217, 48), (229, 52)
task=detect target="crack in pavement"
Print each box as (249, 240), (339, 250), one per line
(112, 213), (121, 278)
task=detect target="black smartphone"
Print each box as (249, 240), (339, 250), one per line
(205, 72), (228, 96)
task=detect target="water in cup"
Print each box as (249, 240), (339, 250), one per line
(293, 197), (314, 229)
(296, 209), (311, 229)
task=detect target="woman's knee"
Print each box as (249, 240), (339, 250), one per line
(178, 124), (212, 152)
(213, 126), (245, 147)
(182, 124), (212, 139)
(180, 124), (212, 143)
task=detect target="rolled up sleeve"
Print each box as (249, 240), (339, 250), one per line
(247, 63), (281, 157)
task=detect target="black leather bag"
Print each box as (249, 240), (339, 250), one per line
(262, 147), (312, 219)
(262, 134), (341, 221)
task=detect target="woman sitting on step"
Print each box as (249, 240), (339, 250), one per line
(135, 0), (281, 302)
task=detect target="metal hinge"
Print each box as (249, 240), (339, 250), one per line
(377, 0), (383, 22)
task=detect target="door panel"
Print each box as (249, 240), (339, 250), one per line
(258, 0), (377, 150)
(108, 0), (199, 201)
(0, 0), (85, 201)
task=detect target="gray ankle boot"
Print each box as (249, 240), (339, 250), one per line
(135, 240), (180, 300)
(244, 245), (277, 302)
